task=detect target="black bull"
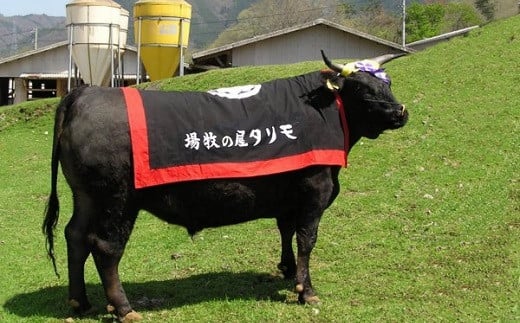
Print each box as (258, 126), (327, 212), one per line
(43, 52), (408, 321)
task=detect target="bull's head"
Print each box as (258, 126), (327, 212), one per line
(321, 50), (408, 140)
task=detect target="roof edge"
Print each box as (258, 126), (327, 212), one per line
(0, 41), (137, 66)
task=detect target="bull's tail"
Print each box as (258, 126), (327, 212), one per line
(42, 87), (85, 277)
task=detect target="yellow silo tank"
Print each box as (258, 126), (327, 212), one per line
(133, 0), (192, 81)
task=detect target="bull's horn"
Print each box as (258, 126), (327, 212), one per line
(368, 53), (406, 65)
(321, 50), (344, 74)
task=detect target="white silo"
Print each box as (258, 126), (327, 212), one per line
(119, 7), (129, 50)
(107, 7), (130, 86)
(66, 0), (127, 88)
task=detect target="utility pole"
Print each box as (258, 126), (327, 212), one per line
(402, 0), (406, 47)
(12, 18), (17, 53)
(32, 28), (38, 50)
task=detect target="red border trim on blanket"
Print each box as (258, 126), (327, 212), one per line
(122, 87), (348, 189)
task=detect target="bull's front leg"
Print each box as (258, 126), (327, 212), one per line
(295, 214), (322, 304)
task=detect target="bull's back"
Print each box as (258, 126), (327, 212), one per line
(59, 87), (133, 192)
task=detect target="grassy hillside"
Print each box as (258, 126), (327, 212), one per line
(0, 15), (518, 322)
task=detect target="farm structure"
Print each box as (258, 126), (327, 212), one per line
(192, 19), (411, 69)
(0, 41), (138, 106)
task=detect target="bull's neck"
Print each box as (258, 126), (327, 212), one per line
(333, 91), (361, 153)
(291, 71), (362, 151)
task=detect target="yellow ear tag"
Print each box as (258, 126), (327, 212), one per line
(341, 62), (358, 77)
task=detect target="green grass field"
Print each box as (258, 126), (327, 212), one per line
(0, 16), (518, 322)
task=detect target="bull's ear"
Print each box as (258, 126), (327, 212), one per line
(321, 70), (341, 91)
(326, 79), (339, 91)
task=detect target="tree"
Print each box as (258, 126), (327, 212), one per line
(475, 0), (496, 20)
(345, 0), (400, 43)
(405, 2), (445, 43)
(442, 2), (483, 31)
(405, 2), (483, 43)
(337, 2), (356, 20)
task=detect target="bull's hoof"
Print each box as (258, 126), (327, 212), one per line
(68, 299), (95, 316)
(295, 284), (321, 305)
(277, 263), (296, 279)
(297, 293), (321, 305)
(69, 299), (81, 309)
(119, 310), (143, 322)
(304, 295), (321, 304)
(106, 304), (116, 314)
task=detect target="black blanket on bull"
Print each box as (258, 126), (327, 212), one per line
(123, 72), (347, 188)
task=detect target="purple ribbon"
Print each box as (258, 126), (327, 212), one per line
(354, 61), (391, 84)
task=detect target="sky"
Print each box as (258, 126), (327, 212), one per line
(0, 0), (68, 17)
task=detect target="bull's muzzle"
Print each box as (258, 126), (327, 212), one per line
(398, 104), (409, 126)
(390, 104), (408, 130)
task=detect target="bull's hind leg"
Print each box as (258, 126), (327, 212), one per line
(88, 199), (142, 322)
(276, 217), (296, 279)
(65, 193), (96, 314)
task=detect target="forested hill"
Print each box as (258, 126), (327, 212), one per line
(117, 0), (257, 49)
(0, 0), (517, 59)
(0, 0), (434, 58)
(0, 0), (256, 58)
(0, 14), (66, 58)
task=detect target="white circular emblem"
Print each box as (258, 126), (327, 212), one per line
(208, 84), (262, 99)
